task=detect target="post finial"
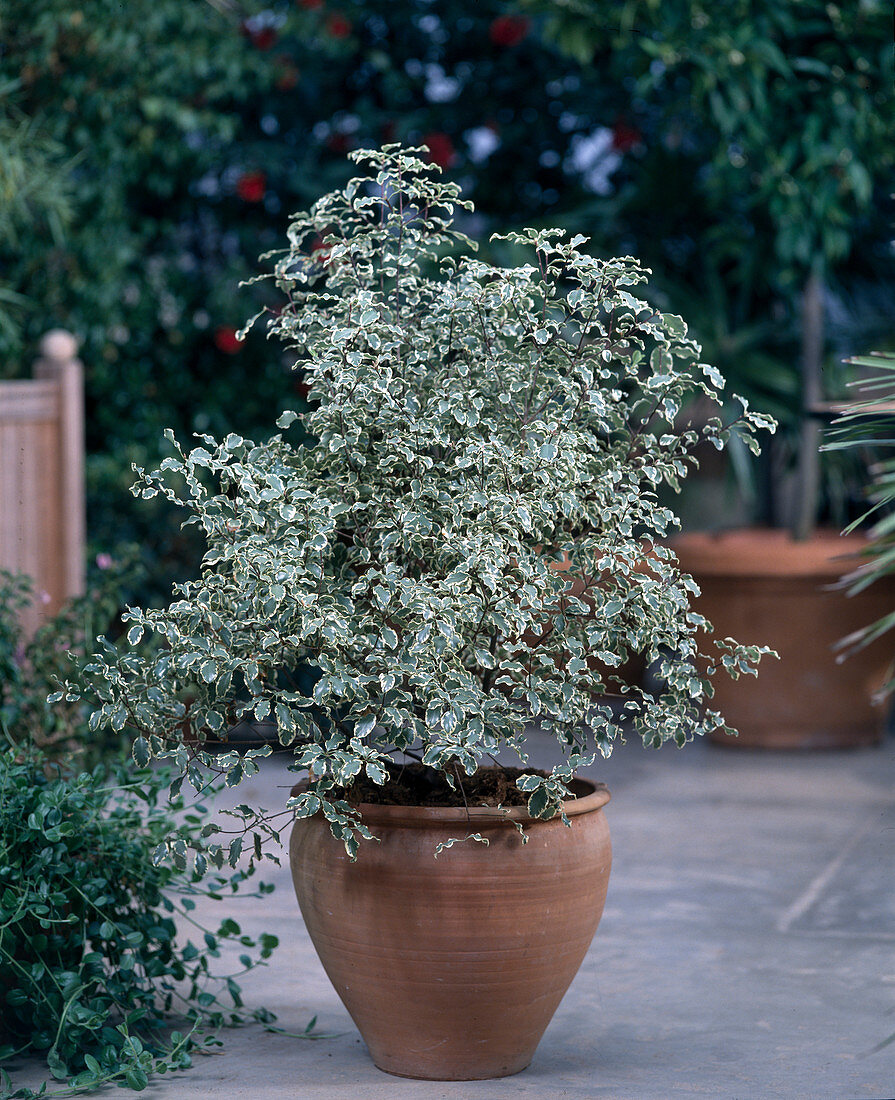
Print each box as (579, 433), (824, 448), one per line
(40, 329), (79, 362)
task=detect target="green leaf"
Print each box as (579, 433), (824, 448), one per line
(47, 1049), (69, 1080)
(366, 761), (387, 784)
(125, 1067), (149, 1090)
(355, 714), (376, 737)
(527, 788), (552, 819)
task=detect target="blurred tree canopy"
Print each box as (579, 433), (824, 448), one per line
(529, 0), (894, 416)
(1, 0), (891, 591)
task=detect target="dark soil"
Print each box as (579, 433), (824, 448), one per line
(338, 763), (549, 808)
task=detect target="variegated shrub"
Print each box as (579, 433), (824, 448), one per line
(75, 146), (774, 859)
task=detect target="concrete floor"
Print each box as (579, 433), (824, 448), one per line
(5, 730), (895, 1099)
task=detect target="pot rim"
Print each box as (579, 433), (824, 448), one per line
(293, 775), (610, 828)
(669, 527), (871, 579)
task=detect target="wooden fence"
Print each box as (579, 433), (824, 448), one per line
(0, 330), (86, 636)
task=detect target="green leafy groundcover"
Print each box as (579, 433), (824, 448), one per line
(0, 749), (280, 1097)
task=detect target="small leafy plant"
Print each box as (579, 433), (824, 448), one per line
(0, 748), (279, 1098)
(73, 145), (774, 858)
(0, 554), (141, 765)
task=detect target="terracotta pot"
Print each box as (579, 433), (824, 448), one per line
(671, 528), (894, 749)
(289, 777), (611, 1080)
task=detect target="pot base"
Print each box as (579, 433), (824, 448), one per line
(374, 1057), (531, 1081)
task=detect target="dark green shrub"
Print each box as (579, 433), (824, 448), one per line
(0, 748), (279, 1097)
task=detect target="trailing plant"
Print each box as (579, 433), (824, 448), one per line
(71, 146), (774, 859)
(0, 746), (280, 1099)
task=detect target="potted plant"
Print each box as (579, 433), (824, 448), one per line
(77, 146), (772, 1080)
(668, 314), (895, 751)
(665, 265), (895, 749)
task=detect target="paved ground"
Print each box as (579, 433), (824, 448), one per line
(6, 728), (895, 1099)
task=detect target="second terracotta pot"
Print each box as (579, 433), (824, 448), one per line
(289, 777), (611, 1080)
(671, 528), (893, 749)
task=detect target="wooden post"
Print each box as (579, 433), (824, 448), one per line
(34, 330), (86, 600)
(0, 330), (85, 634)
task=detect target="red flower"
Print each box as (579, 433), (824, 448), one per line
(326, 132), (350, 154)
(422, 131), (456, 170)
(253, 27), (278, 50)
(611, 119), (642, 153)
(241, 21), (278, 50)
(214, 327), (244, 354)
(489, 15), (530, 48)
(236, 170), (266, 203)
(325, 13), (352, 38)
(275, 55), (300, 91)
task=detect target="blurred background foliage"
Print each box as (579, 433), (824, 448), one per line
(1, 0), (892, 601)
(0, 554), (144, 765)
